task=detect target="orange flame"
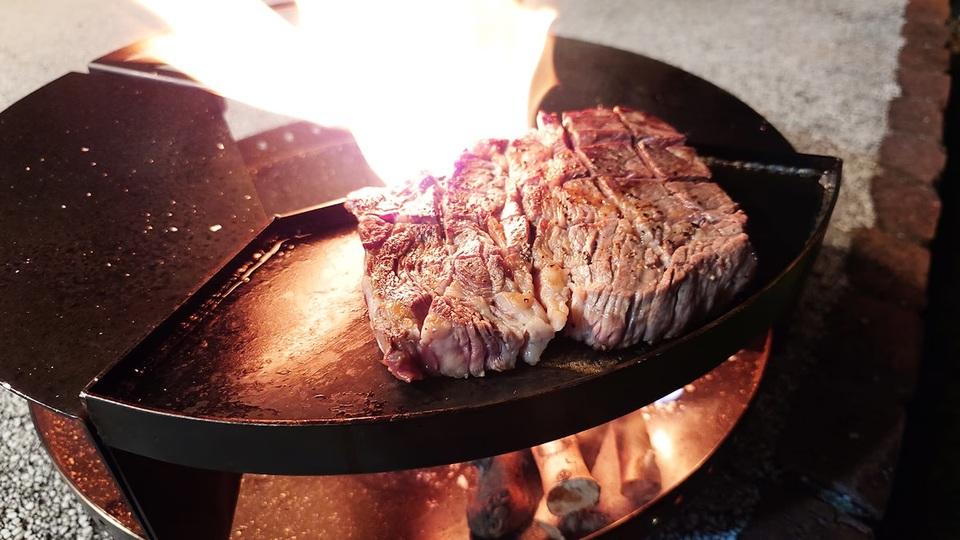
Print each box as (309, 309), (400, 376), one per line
(138, 0), (555, 184)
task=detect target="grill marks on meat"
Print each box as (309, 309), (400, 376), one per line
(505, 112), (589, 333)
(349, 143), (554, 380)
(547, 107), (755, 347)
(509, 114), (649, 350)
(347, 107), (756, 381)
(564, 109), (653, 179)
(423, 140), (554, 378)
(559, 109), (667, 348)
(593, 178), (753, 343)
(347, 179), (451, 382)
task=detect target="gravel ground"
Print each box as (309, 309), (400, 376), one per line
(0, 392), (107, 540)
(0, 0), (905, 538)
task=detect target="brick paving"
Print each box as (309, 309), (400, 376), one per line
(736, 0), (951, 536)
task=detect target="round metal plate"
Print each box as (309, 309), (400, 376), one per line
(77, 38), (839, 475)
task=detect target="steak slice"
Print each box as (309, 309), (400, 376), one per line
(421, 141), (554, 378)
(345, 178), (450, 382)
(560, 107), (755, 346)
(347, 106), (756, 381)
(505, 112), (589, 332)
(613, 105), (710, 178)
(509, 112), (664, 349)
(594, 177), (755, 342)
(613, 106), (686, 147)
(347, 143), (554, 380)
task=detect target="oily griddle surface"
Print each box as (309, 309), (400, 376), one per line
(92, 155), (829, 424)
(99, 224), (626, 421)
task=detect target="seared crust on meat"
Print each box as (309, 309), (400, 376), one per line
(346, 106), (756, 381)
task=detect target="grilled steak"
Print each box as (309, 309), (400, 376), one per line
(346, 106), (756, 381)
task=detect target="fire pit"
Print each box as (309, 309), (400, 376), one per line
(33, 336), (769, 539)
(0, 15), (840, 539)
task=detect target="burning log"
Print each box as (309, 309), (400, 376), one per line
(525, 423), (613, 539)
(611, 410), (661, 504)
(558, 425), (635, 537)
(575, 424), (608, 470)
(531, 436), (601, 516)
(527, 496), (563, 540)
(487, 413), (660, 538)
(466, 450), (541, 539)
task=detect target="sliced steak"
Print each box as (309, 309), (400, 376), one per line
(594, 177), (755, 342)
(613, 106), (686, 147)
(345, 179), (450, 382)
(347, 106), (756, 381)
(509, 112), (661, 349)
(505, 112), (589, 332)
(612, 105), (711, 178)
(348, 144), (554, 380)
(563, 108), (654, 179)
(561, 107), (755, 346)
(422, 141), (554, 378)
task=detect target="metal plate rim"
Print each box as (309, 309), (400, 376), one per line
(80, 151), (840, 474)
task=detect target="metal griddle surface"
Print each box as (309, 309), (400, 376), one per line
(84, 149), (839, 474)
(0, 34), (839, 473)
(91, 165), (814, 421)
(93, 222), (631, 421)
(0, 72), (268, 417)
(0, 37), (791, 420)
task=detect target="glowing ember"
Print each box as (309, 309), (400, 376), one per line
(137, 0), (555, 184)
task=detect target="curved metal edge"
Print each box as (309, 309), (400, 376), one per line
(79, 152), (839, 475)
(536, 37), (795, 155)
(63, 489), (144, 540)
(78, 254), (804, 476)
(588, 332), (772, 539)
(28, 406), (146, 540)
(34, 333), (771, 540)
